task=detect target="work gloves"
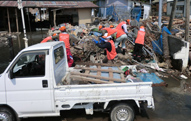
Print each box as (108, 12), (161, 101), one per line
(92, 39), (98, 44)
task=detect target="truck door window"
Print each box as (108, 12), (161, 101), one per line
(12, 52), (45, 78)
(54, 46), (64, 64)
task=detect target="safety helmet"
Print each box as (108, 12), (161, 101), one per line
(52, 33), (57, 36)
(110, 25), (114, 28)
(126, 19), (131, 25)
(139, 26), (145, 31)
(59, 26), (66, 31)
(99, 25), (103, 30)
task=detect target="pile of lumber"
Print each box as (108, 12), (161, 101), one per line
(70, 64), (125, 84)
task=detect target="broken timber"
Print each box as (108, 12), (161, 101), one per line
(71, 65), (126, 84)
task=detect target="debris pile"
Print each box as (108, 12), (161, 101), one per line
(44, 15), (191, 84)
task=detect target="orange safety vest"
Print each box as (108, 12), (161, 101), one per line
(116, 29), (126, 38)
(116, 21), (126, 31)
(59, 33), (70, 49)
(106, 40), (117, 60)
(135, 30), (145, 45)
(102, 28), (117, 35)
(41, 36), (52, 43)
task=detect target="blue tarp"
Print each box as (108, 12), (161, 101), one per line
(106, 6), (128, 21)
(90, 66), (121, 83)
(89, 32), (102, 37)
(106, 6), (118, 21)
(152, 26), (172, 55)
(135, 73), (164, 84)
(131, 6), (142, 22)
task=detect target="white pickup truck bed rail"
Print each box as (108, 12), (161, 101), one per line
(55, 82), (154, 114)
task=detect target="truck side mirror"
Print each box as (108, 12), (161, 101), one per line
(9, 70), (14, 79)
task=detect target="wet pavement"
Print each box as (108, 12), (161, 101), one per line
(1, 32), (191, 121)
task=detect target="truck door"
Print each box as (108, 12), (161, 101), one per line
(0, 74), (6, 104)
(53, 45), (67, 85)
(5, 50), (54, 114)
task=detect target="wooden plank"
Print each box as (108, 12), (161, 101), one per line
(74, 67), (124, 73)
(97, 66), (101, 79)
(75, 62), (122, 66)
(71, 72), (126, 83)
(71, 75), (111, 84)
(85, 70), (90, 74)
(108, 67), (113, 83)
(118, 67), (125, 80)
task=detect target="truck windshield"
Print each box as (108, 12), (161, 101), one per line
(12, 52), (45, 77)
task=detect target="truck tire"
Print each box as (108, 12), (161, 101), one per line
(110, 103), (134, 121)
(0, 107), (15, 121)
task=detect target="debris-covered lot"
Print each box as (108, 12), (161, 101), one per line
(1, 1), (191, 120)
(1, 15), (191, 121)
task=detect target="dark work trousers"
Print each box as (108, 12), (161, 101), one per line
(133, 43), (143, 57)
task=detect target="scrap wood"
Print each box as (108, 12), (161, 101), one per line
(75, 62), (122, 67)
(108, 67), (113, 83)
(74, 67), (124, 73)
(118, 67), (125, 80)
(97, 66), (101, 79)
(71, 75), (111, 84)
(70, 72), (126, 83)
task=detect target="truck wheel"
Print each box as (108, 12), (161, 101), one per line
(110, 103), (134, 121)
(0, 107), (15, 121)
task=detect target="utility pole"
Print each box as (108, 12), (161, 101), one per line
(185, 0), (190, 42)
(158, 0), (163, 29)
(168, 0), (177, 31)
(17, 0), (28, 48)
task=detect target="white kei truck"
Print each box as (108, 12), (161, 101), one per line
(0, 41), (154, 121)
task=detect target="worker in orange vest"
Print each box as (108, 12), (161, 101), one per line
(109, 25), (128, 55)
(41, 36), (53, 43)
(59, 26), (74, 67)
(98, 25), (117, 37)
(133, 26), (145, 62)
(116, 19), (131, 34)
(41, 26), (74, 67)
(41, 33), (59, 43)
(92, 36), (117, 63)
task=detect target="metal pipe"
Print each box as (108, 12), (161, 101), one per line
(158, 0), (163, 29)
(18, 0), (28, 48)
(185, 0), (190, 42)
